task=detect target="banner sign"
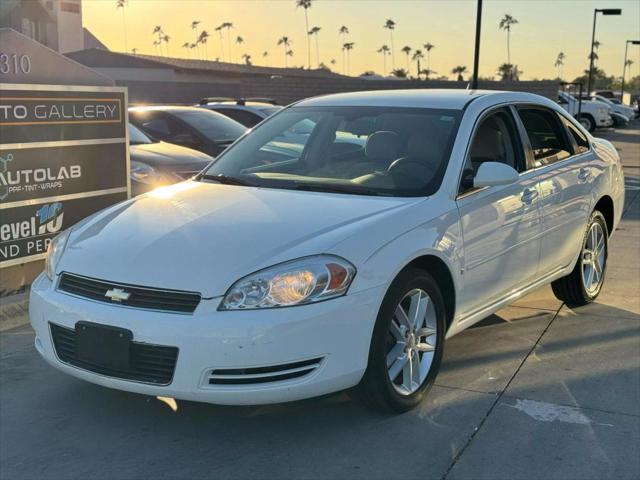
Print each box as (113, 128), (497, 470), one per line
(0, 84), (130, 268)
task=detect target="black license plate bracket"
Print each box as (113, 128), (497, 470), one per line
(75, 321), (133, 371)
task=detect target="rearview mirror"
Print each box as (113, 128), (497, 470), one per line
(473, 162), (519, 188)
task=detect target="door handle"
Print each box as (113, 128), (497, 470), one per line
(578, 168), (591, 182)
(522, 187), (539, 204)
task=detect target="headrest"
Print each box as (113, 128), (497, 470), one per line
(365, 131), (400, 161)
(471, 122), (504, 161)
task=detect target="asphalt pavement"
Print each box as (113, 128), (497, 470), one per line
(1, 125), (638, 480)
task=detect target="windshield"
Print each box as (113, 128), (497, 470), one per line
(173, 110), (247, 142)
(129, 124), (155, 144)
(258, 106), (282, 116)
(203, 106), (461, 197)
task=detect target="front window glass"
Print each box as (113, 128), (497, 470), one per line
(173, 110), (247, 142)
(517, 108), (571, 167)
(202, 106), (461, 197)
(129, 124), (155, 144)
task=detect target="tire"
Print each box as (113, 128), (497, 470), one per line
(551, 211), (609, 307)
(353, 268), (446, 413)
(578, 114), (595, 132)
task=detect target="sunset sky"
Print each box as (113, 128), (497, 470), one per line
(83, 0), (640, 81)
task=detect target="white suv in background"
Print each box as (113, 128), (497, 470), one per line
(590, 95), (634, 125)
(557, 91), (612, 132)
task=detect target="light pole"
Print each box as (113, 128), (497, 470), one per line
(621, 40), (640, 100)
(587, 8), (622, 95)
(471, 0), (482, 90)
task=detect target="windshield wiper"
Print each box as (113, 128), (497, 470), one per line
(199, 174), (258, 187)
(293, 183), (384, 196)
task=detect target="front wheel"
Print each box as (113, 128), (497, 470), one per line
(354, 268), (446, 412)
(578, 114), (595, 132)
(552, 211), (608, 306)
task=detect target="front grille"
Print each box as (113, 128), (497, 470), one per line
(208, 357), (323, 385)
(58, 273), (201, 314)
(50, 323), (178, 385)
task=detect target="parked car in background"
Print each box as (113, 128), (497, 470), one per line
(129, 124), (213, 196)
(557, 91), (612, 132)
(198, 98), (283, 127)
(129, 106), (247, 157)
(33, 90), (624, 412)
(590, 95), (634, 126)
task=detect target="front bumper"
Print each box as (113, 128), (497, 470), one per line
(29, 273), (384, 405)
(597, 115), (614, 128)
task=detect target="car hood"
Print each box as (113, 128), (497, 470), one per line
(59, 181), (420, 297)
(130, 141), (213, 166)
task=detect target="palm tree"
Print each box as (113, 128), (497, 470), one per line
(339, 25), (349, 74)
(222, 22), (234, 62)
(391, 68), (407, 78)
(116, 0), (128, 53)
(278, 36), (292, 67)
(162, 34), (171, 57)
(384, 19), (396, 70)
(343, 42), (355, 75)
(451, 65), (467, 81)
(377, 45), (390, 75)
(191, 20), (200, 58)
(420, 68), (437, 80)
(498, 14), (518, 65)
(235, 36), (244, 63)
(131, 47), (138, 55)
(423, 43), (435, 70)
(215, 24), (225, 61)
(198, 31), (210, 59)
(296, 0), (313, 69)
(401, 46), (412, 70)
(286, 49), (294, 66)
(497, 62), (520, 81)
(308, 26), (321, 67)
(262, 50), (269, 66)
(152, 25), (163, 55)
(589, 40), (602, 66)
(242, 53), (252, 65)
(554, 51), (566, 79)
(412, 49), (424, 78)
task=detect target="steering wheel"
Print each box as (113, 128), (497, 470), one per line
(387, 157), (437, 186)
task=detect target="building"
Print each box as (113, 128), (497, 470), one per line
(67, 48), (558, 106)
(0, 0), (86, 53)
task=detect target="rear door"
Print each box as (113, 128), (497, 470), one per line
(456, 107), (543, 320)
(514, 106), (594, 276)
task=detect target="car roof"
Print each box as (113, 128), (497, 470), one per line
(129, 105), (206, 113)
(295, 89), (508, 109)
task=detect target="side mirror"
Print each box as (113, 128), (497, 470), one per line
(473, 162), (519, 188)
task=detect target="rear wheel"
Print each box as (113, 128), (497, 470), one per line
(354, 268), (445, 412)
(552, 211), (608, 306)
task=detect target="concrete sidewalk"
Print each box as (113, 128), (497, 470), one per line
(1, 127), (638, 480)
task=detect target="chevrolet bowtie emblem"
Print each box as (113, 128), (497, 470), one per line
(105, 288), (131, 302)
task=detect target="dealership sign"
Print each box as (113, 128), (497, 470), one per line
(0, 84), (130, 267)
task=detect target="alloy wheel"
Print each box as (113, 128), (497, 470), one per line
(386, 288), (437, 395)
(581, 222), (606, 295)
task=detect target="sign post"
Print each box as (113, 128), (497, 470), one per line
(0, 84), (130, 268)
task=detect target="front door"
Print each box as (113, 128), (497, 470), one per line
(456, 107), (543, 320)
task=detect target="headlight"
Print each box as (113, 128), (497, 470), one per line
(220, 255), (356, 310)
(45, 229), (71, 280)
(130, 160), (169, 185)
(597, 108), (608, 116)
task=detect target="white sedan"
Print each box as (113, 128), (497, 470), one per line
(30, 90), (625, 412)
